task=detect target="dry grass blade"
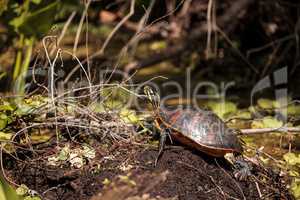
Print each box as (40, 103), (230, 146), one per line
(73, 0), (91, 55)
(99, 0), (136, 55)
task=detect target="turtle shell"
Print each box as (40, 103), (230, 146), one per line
(157, 108), (243, 157)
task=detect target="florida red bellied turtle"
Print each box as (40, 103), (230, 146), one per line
(144, 86), (251, 180)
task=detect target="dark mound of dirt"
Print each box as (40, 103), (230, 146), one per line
(6, 141), (293, 200)
(138, 148), (254, 199)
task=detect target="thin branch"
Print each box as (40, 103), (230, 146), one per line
(127, 0), (156, 57)
(240, 127), (300, 134)
(50, 11), (76, 56)
(64, 0), (184, 83)
(63, 50), (92, 94)
(216, 27), (259, 74)
(246, 34), (295, 59)
(65, 0), (136, 84)
(99, 0), (136, 54)
(206, 0), (214, 57)
(124, 0), (256, 73)
(73, 0), (91, 55)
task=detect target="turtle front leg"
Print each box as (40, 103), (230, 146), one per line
(154, 128), (167, 167)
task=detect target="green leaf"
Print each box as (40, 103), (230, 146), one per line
(9, 12), (26, 30)
(251, 120), (264, 129)
(0, 174), (20, 200)
(234, 111), (252, 119)
(0, 114), (8, 130)
(82, 145), (95, 159)
(9, 1), (59, 37)
(31, 0), (42, 4)
(88, 102), (105, 113)
(16, 184), (29, 196)
(24, 95), (47, 107)
(0, 120), (7, 130)
(250, 116), (283, 129)
(104, 100), (124, 110)
(291, 178), (300, 199)
(0, 104), (14, 112)
(0, 99), (14, 112)
(102, 178), (110, 185)
(207, 101), (237, 119)
(262, 116), (283, 128)
(0, 71), (7, 81)
(0, 0), (8, 15)
(150, 41), (167, 50)
(283, 153), (300, 166)
(58, 145), (70, 161)
(120, 109), (140, 124)
(289, 170), (299, 177)
(257, 98), (273, 109)
(14, 104), (32, 116)
(100, 87), (131, 103)
(24, 196), (41, 200)
(287, 104), (300, 115)
(248, 106), (256, 114)
(0, 132), (13, 140)
(30, 133), (52, 143)
(99, 87), (132, 110)
(118, 175), (136, 186)
(241, 136), (254, 144)
(1, 142), (16, 153)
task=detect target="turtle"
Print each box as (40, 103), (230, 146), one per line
(144, 86), (252, 180)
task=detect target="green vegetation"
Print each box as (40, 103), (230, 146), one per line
(1, 0), (59, 93)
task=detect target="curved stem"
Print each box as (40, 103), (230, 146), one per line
(12, 34), (24, 81)
(13, 37), (34, 94)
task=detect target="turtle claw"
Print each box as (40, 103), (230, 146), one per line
(233, 159), (252, 181)
(154, 129), (167, 167)
(154, 156), (159, 167)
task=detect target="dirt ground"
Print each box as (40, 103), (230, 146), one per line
(4, 136), (293, 200)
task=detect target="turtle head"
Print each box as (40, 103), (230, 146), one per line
(144, 86), (160, 110)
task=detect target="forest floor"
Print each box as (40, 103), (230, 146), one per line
(5, 132), (293, 200)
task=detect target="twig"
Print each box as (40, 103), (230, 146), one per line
(42, 36), (57, 66)
(42, 36), (61, 143)
(240, 127), (300, 134)
(73, 0), (91, 55)
(216, 26), (259, 74)
(100, 0), (136, 54)
(64, 0), (183, 83)
(214, 159), (245, 200)
(84, 0), (91, 81)
(246, 34), (295, 59)
(124, 0), (256, 73)
(206, 0), (214, 57)
(291, 18), (300, 75)
(60, 75), (167, 100)
(42, 183), (68, 196)
(10, 121), (132, 142)
(31, 52), (49, 93)
(255, 180), (263, 198)
(62, 50), (92, 94)
(50, 11), (76, 56)
(127, 0), (155, 57)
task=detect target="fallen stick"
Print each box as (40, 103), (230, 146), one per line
(240, 127), (300, 134)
